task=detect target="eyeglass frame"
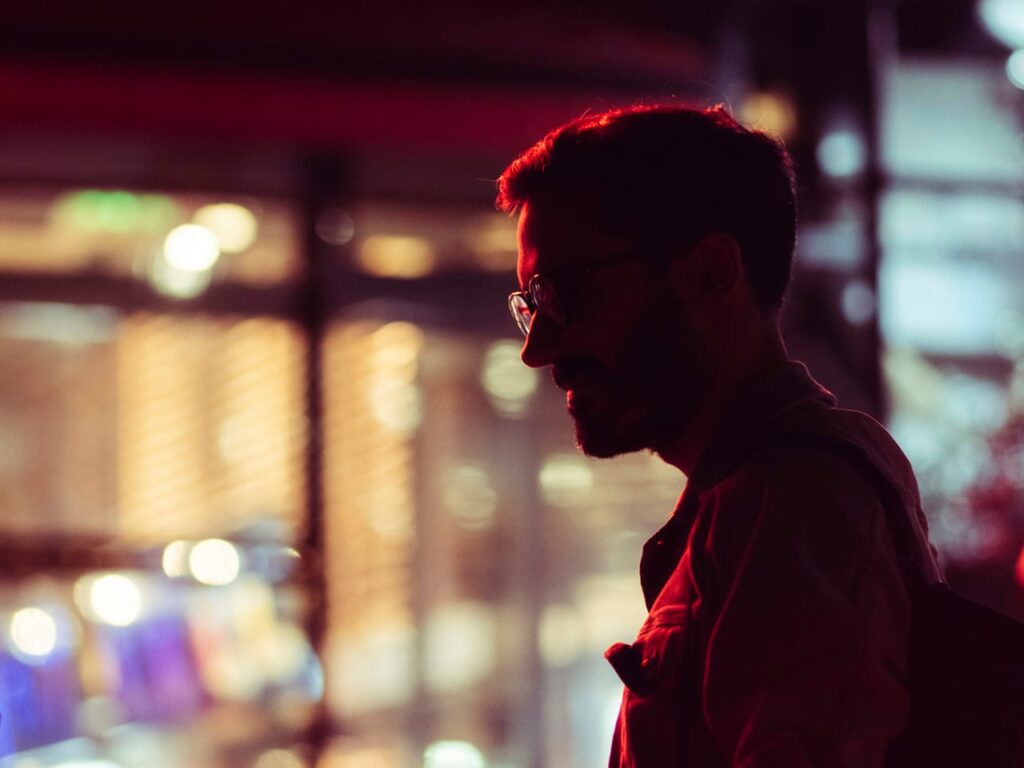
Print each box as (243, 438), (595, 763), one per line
(507, 250), (667, 337)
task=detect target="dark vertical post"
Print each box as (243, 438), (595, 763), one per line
(299, 152), (347, 762)
(863, 0), (899, 422)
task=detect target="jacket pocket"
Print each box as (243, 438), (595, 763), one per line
(606, 606), (694, 767)
(605, 605), (690, 697)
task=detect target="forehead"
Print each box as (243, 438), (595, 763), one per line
(516, 194), (634, 285)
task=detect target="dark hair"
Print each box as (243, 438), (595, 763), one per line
(496, 104), (797, 313)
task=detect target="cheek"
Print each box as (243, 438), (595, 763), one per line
(620, 302), (688, 363)
(615, 316), (709, 402)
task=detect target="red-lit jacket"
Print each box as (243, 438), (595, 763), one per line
(605, 361), (942, 768)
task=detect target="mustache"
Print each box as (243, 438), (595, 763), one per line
(552, 358), (606, 390)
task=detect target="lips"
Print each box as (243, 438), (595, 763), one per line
(553, 370), (577, 391)
(565, 380), (599, 416)
(554, 361), (606, 417)
(567, 390), (585, 419)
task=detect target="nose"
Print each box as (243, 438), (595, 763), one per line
(520, 311), (564, 368)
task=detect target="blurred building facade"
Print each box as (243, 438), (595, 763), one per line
(0, 2), (1021, 767)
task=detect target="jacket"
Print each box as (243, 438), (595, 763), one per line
(605, 360), (943, 768)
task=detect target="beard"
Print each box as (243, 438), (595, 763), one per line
(556, 301), (710, 459)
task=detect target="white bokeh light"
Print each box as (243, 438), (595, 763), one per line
(189, 538), (241, 586)
(87, 574), (142, 627)
(10, 607), (58, 658)
(148, 252), (214, 299)
(980, 0), (1024, 48)
(423, 740), (486, 768)
(1007, 49), (1024, 88)
(163, 223), (221, 272)
(162, 540), (191, 578)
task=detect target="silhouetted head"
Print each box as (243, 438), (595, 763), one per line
(498, 104), (797, 459)
(499, 104), (797, 311)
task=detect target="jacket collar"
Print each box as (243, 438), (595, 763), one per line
(685, 359), (837, 493)
(640, 360), (836, 608)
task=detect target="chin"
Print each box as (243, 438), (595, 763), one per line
(573, 418), (651, 459)
(571, 393), (695, 459)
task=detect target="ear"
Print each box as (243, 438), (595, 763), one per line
(669, 232), (742, 308)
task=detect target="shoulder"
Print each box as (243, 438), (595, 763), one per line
(699, 444), (887, 582)
(716, 442), (884, 517)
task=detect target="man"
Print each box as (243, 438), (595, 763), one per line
(498, 105), (943, 767)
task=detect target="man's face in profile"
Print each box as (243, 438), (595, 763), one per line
(516, 193), (713, 458)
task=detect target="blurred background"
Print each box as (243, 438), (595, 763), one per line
(0, 1), (1022, 766)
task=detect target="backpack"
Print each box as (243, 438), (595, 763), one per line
(779, 433), (1024, 768)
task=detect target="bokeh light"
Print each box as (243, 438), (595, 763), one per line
(443, 464), (498, 530)
(329, 622), (416, 716)
(481, 340), (538, 417)
(189, 538), (242, 586)
(464, 214), (518, 272)
(51, 189), (178, 233)
(148, 252), (215, 299)
(163, 223), (221, 272)
(1007, 49), (1024, 89)
(193, 203), (258, 253)
(817, 129), (867, 179)
(79, 574), (142, 627)
(369, 379), (422, 433)
(980, 0), (1024, 49)
(253, 748), (307, 768)
(423, 602), (496, 692)
(162, 539), (191, 578)
(423, 741), (486, 768)
(315, 207), (356, 246)
(539, 454), (595, 507)
(369, 322), (423, 433)
(738, 91), (798, 140)
(356, 235), (436, 278)
(10, 606), (58, 659)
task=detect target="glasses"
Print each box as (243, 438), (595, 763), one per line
(507, 253), (652, 337)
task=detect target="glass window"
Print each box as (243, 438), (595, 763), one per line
(0, 306), (307, 543)
(0, 181), (316, 768)
(0, 187), (302, 293)
(321, 314), (685, 767)
(881, 58), (1024, 621)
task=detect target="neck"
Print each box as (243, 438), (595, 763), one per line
(656, 321), (789, 476)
